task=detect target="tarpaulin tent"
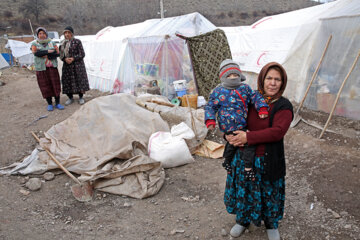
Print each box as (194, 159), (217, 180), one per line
(5, 40), (34, 66)
(0, 54), (9, 69)
(221, 0), (360, 120)
(84, 12), (216, 98)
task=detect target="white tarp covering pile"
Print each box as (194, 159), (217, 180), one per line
(5, 40), (34, 66)
(222, 0), (360, 120)
(0, 94), (207, 199)
(84, 12), (216, 98)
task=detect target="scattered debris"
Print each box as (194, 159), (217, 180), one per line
(27, 115), (48, 127)
(181, 195), (200, 202)
(19, 189), (30, 196)
(170, 229), (185, 235)
(221, 228), (227, 236)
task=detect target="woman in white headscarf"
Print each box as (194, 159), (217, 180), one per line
(31, 27), (64, 111)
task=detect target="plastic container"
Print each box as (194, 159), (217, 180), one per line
(173, 80), (187, 91)
(176, 89), (187, 97)
(197, 96), (206, 107)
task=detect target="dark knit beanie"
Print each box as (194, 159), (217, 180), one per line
(219, 59), (246, 82)
(35, 27), (48, 37)
(63, 26), (74, 34)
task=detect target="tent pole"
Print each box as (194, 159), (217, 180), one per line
(159, 0), (164, 19)
(165, 36), (169, 97)
(295, 35), (332, 117)
(28, 19), (35, 38)
(319, 50), (360, 139)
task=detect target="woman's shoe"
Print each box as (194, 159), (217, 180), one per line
(79, 98), (85, 105)
(230, 224), (246, 237)
(47, 105), (53, 111)
(266, 229), (280, 240)
(55, 104), (64, 110)
(65, 98), (74, 105)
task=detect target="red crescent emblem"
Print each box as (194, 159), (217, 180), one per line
(257, 52), (267, 66)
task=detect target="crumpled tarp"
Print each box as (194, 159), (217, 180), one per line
(0, 93), (207, 199)
(1, 94), (169, 198)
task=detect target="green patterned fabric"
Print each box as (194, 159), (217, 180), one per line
(185, 29), (232, 100)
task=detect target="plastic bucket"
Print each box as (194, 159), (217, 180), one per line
(176, 89), (187, 97)
(173, 80), (187, 91)
(181, 94), (198, 109)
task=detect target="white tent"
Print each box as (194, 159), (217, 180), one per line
(5, 40), (34, 66)
(84, 12), (216, 98)
(0, 54), (9, 69)
(222, 0), (360, 120)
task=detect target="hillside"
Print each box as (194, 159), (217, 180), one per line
(1, 0), (319, 36)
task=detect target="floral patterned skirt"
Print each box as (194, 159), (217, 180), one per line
(224, 149), (285, 229)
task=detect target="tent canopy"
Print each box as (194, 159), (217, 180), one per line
(84, 12), (216, 97)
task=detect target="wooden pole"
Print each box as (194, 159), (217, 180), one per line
(319, 50), (360, 139)
(294, 35), (332, 116)
(31, 131), (81, 184)
(159, 0), (164, 19)
(28, 19), (35, 37)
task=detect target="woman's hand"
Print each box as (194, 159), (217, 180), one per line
(65, 57), (74, 64)
(225, 130), (248, 147)
(48, 49), (55, 53)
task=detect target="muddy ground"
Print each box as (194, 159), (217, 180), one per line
(0, 67), (359, 240)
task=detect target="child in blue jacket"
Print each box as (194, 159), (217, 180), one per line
(205, 59), (268, 180)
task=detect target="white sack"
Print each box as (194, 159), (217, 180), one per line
(148, 122), (194, 168)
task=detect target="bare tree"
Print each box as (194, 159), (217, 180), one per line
(18, 0), (48, 22)
(63, 0), (89, 31)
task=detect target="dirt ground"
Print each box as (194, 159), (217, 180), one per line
(0, 67), (359, 240)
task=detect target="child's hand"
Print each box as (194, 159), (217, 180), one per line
(259, 114), (268, 119)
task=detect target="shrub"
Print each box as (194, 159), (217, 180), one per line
(240, 12), (249, 19)
(4, 11), (13, 18)
(48, 16), (57, 23)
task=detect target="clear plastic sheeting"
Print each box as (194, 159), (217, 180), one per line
(84, 12), (216, 96)
(221, 0), (360, 120)
(118, 35), (195, 99)
(301, 16), (360, 120)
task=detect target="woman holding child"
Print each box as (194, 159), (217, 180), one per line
(224, 62), (293, 240)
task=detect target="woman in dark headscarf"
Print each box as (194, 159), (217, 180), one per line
(59, 26), (90, 105)
(31, 27), (64, 111)
(224, 62), (293, 240)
